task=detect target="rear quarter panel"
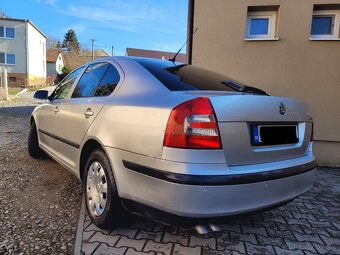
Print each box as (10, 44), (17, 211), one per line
(83, 58), (193, 158)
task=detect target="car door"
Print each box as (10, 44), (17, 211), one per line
(55, 62), (122, 173)
(37, 66), (85, 156)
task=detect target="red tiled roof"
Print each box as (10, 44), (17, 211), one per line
(46, 49), (61, 62)
(126, 48), (187, 63)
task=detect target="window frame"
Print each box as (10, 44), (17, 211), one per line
(245, 11), (277, 40)
(0, 26), (15, 39)
(310, 10), (340, 40)
(0, 53), (16, 65)
(71, 62), (122, 99)
(49, 66), (86, 101)
(6, 53), (15, 65)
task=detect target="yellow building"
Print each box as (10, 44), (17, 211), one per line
(187, 0), (340, 167)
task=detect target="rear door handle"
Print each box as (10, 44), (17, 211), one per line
(84, 108), (94, 118)
(54, 106), (59, 113)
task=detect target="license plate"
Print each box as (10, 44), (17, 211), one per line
(251, 124), (299, 146)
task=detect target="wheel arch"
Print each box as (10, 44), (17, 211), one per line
(79, 138), (106, 181)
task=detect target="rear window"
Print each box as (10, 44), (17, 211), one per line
(135, 59), (245, 92)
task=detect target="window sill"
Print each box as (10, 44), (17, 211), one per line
(0, 37), (15, 40)
(309, 37), (340, 41)
(0, 63), (16, 66)
(244, 37), (280, 41)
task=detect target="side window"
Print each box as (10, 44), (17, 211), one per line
(94, 65), (120, 96)
(51, 67), (85, 100)
(72, 63), (110, 98)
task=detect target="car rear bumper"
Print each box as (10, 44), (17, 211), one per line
(106, 147), (316, 218)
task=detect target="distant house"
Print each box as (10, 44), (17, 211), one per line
(0, 16), (46, 87)
(81, 49), (110, 62)
(126, 48), (187, 63)
(46, 49), (64, 83)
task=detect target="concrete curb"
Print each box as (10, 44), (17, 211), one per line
(74, 197), (85, 255)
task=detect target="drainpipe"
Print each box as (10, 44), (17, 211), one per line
(187, 0), (195, 64)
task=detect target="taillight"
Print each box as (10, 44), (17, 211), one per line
(163, 97), (222, 149)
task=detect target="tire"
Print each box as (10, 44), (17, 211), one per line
(28, 121), (48, 159)
(84, 148), (126, 229)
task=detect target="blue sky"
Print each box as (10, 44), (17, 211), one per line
(1, 0), (188, 56)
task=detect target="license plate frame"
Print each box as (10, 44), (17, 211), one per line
(251, 124), (299, 146)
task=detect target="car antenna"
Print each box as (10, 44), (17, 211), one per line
(169, 27), (198, 62)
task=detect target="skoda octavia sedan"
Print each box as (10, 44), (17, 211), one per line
(28, 57), (316, 229)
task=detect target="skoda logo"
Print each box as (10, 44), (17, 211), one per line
(278, 102), (286, 115)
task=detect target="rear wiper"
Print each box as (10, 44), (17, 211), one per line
(221, 80), (268, 95)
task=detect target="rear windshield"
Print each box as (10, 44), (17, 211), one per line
(135, 59), (246, 92)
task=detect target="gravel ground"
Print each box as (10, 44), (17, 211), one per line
(0, 91), (82, 255)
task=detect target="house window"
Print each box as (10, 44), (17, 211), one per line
(0, 53), (5, 63)
(0, 26), (15, 39)
(5, 27), (15, 38)
(0, 53), (16, 65)
(246, 11), (277, 39)
(9, 77), (16, 83)
(311, 10), (340, 39)
(6, 54), (15, 65)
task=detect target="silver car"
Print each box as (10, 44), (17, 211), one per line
(29, 57), (316, 229)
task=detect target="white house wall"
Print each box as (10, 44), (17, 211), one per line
(27, 22), (46, 79)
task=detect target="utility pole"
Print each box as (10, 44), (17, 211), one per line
(90, 39), (96, 61)
(111, 46), (114, 56)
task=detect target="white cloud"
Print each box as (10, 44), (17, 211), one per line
(34, 0), (57, 6)
(58, 1), (166, 33)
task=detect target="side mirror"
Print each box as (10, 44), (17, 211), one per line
(33, 90), (49, 100)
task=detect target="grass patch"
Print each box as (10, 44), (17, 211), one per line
(8, 87), (23, 96)
(29, 85), (49, 92)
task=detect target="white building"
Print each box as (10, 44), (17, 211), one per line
(46, 48), (64, 83)
(0, 16), (47, 87)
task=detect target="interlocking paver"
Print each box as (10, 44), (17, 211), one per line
(77, 168), (340, 255)
(285, 240), (317, 253)
(274, 246), (304, 255)
(293, 232), (324, 245)
(136, 230), (163, 242)
(189, 235), (216, 249)
(312, 243), (340, 254)
(319, 235), (340, 246)
(229, 232), (257, 245)
(111, 228), (139, 238)
(89, 232), (119, 246)
(162, 232), (189, 246)
(173, 244), (201, 255)
(93, 244), (126, 255)
(244, 242), (275, 254)
(216, 239), (245, 253)
(126, 248), (155, 255)
(82, 242), (99, 255)
(257, 235), (286, 247)
(242, 226), (268, 237)
(115, 236), (146, 251)
(143, 240), (173, 255)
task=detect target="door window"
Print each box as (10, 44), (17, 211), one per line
(51, 66), (85, 100)
(94, 65), (120, 96)
(70, 62), (121, 98)
(72, 63), (110, 98)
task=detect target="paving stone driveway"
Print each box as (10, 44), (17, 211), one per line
(76, 168), (340, 255)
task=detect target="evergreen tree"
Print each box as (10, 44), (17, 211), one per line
(62, 29), (80, 52)
(56, 40), (61, 50)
